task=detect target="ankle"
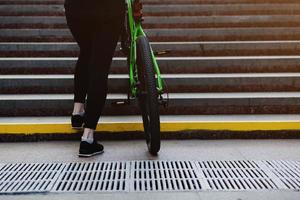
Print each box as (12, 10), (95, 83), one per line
(73, 102), (85, 114)
(82, 127), (94, 141)
(81, 136), (93, 144)
(72, 111), (85, 116)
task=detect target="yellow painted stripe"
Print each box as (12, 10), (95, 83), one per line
(0, 121), (300, 135)
(0, 123), (143, 135)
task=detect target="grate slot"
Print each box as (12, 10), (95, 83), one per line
(0, 163), (65, 194)
(196, 160), (279, 191)
(130, 160), (204, 192)
(262, 160), (300, 190)
(52, 161), (129, 193)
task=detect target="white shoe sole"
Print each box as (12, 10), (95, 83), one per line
(78, 150), (104, 157)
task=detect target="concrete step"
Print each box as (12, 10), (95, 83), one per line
(1, 57), (300, 74)
(1, 28), (300, 42)
(0, 0), (299, 136)
(126, 15), (300, 29)
(1, 41), (300, 57)
(1, 0), (299, 5)
(126, 4), (300, 17)
(1, 73), (300, 94)
(2, 15), (300, 29)
(1, 114), (300, 135)
(0, 0), (63, 5)
(142, 0), (300, 4)
(0, 4), (300, 16)
(0, 92), (300, 116)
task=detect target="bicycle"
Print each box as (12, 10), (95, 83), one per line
(115, 0), (168, 155)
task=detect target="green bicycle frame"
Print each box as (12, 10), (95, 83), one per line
(126, 0), (164, 97)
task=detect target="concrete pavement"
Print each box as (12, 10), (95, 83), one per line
(0, 191), (299, 200)
(1, 139), (299, 163)
(0, 139), (299, 199)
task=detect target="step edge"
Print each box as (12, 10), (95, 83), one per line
(1, 120), (300, 134)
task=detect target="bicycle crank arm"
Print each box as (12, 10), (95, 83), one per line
(158, 94), (169, 108)
(154, 49), (171, 56)
(111, 99), (131, 106)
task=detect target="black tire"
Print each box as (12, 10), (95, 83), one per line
(136, 36), (160, 155)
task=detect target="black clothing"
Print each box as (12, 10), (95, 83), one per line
(78, 140), (104, 157)
(64, 0), (125, 130)
(71, 113), (84, 129)
(64, 0), (125, 19)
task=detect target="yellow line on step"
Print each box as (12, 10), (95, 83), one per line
(0, 121), (300, 135)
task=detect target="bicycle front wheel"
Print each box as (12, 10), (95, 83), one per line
(136, 36), (161, 155)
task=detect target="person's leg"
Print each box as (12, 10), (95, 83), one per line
(65, 12), (104, 153)
(83, 17), (124, 132)
(72, 46), (90, 115)
(64, 7), (92, 115)
(65, 0), (125, 157)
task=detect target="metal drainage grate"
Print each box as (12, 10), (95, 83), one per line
(130, 160), (204, 192)
(0, 163), (65, 194)
(263, 160), (300, 190)
(52, 161), (130, 192)
(196, 161), (278, 191)
(1, 160), (300, 194)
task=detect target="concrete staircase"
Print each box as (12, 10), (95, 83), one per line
(1, 0), (300, 139)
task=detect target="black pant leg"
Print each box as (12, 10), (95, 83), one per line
(64, 7), (92, 104)
(64, 1), (125, 130)
(83, 17), (124, 130)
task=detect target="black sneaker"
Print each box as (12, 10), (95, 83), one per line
(71, 113), (85, 129)
(78, 140), (104, 157)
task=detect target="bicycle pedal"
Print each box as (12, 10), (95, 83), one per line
(111, 100), (130, 106)
(154, 49), (171, 56)
(158, 99), (168, 108)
